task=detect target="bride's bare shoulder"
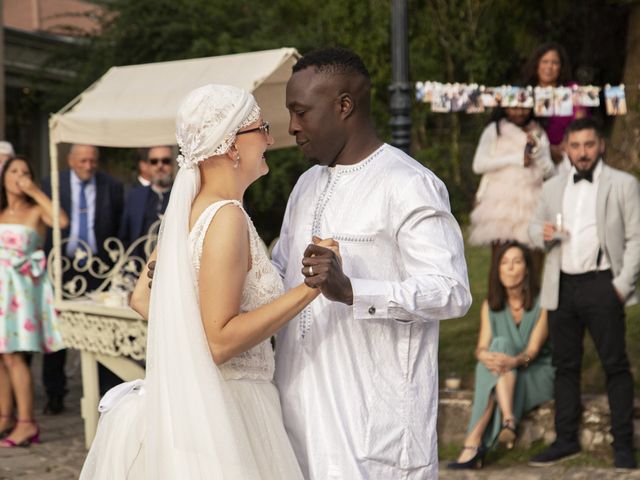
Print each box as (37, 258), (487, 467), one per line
(189, 197), (242, 231)
(201, 203), (248, 251)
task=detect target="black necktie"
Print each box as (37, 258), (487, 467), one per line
(573, 170), (593, 183)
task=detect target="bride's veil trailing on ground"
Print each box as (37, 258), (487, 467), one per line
(81, 85), (264, 479)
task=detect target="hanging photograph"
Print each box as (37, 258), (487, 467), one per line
(574, 86), (600, 107)
(423, 81), (436, 103)
(465, 84), (485, 113)
(430, 83), (451, 112)
(501, 86), (520, 107)
(415, 81), (426, 102)
(553, 86), (574, 117)
(604, 84), (627, 115)
(480, 86), (503, 107)
(517, 86), (534, 108)
(534, 86), (554, 117)
(450, 83), (470, 112)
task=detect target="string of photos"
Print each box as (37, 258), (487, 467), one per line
(415, 82), (628, 116)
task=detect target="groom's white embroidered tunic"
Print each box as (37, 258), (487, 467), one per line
(272, 144), (472, 479)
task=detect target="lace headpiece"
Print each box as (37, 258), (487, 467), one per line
(175, 84), (261, 169)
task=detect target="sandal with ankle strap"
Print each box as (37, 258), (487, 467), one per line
(497, 417), (517, 450)
(0, 419), (40, 448)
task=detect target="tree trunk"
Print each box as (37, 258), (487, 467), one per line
(609, 4), (640, 175)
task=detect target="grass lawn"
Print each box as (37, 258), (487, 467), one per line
(439, 238), (640, 395)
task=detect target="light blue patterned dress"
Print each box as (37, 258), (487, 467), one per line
(0, 224), (64, 353)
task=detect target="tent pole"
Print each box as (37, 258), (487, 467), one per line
(49, 117), (62, 305)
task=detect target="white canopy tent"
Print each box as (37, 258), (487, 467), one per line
(48, 47), (300, 301)
(50, 47), (300, 148)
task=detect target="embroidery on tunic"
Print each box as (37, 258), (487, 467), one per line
(300, 146), (385, 340)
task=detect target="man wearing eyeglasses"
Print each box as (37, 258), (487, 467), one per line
(119, 146), (174, 252)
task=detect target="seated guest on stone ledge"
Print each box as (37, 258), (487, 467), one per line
(448, 241), (554, 469)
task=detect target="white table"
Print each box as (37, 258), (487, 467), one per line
(56, 300), (147, 448)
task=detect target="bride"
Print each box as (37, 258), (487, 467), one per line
(80, 84), (329, 479)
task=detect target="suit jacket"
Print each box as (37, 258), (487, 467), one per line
(119, 185), (154, 246)
(529, 163), (640, 310)
(43, 169), (124, 260)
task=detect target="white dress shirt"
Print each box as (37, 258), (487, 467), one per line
(137, 175), (151, 187)
(272, 144), (471, 479)
(66, 170), (97, 256)
(561, 160), (610, 273)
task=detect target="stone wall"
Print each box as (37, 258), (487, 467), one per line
(437, 390), (640, 451)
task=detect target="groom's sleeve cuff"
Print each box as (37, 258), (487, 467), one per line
(351, 278), (392, 320)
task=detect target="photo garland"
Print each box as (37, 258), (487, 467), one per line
(415, 82), (627, 116)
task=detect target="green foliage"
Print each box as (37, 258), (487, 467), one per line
(245, 148), (309, 243)
(41, 0), (630, 235)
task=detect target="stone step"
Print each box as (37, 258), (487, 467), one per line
(437, 390), (640, 451)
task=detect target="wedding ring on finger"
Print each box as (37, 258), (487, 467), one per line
(309, 265), (315, 276)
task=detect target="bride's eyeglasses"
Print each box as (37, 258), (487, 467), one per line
(236, 121), (270, 137)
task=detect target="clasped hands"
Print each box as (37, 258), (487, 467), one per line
(480, 351), (517, 376)
(301, 236), (353, 305)
(146, 235), (354, 305)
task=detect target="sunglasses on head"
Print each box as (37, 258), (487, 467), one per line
(236, 121), (270, 137)
(147, 157), (172, 166)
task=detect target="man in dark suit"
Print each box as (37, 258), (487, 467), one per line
(132, 148), (152, 188)
(42, 144), (124, 413)
(120, 146), (174, 254)
(529, 118), (640, 470)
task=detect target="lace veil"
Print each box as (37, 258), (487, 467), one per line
(80, 85), (266, 479)
(146, 85), (262, 477)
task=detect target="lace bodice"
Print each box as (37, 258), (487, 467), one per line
(189, 200), (283, 381)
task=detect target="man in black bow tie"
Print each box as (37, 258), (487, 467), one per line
(528, 118), (640, 470)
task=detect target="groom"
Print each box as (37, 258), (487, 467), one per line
(272, 47), (472, 479)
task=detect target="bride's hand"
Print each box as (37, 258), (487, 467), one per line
(312, 236), (341, 266)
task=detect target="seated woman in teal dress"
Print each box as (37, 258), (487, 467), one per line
(0, 156), (69, 447)
(448, 241), (554, 469)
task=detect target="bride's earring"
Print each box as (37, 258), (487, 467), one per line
(234, 153), (240, 169)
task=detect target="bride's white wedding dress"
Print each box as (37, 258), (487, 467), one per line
(80, 199), (302, 479)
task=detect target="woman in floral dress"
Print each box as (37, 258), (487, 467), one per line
(0, 156), (68, 447)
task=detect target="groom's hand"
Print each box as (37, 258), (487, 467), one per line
(302, 239), (353, 305)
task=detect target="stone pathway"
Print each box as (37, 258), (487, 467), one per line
(0, 352), (637, 479)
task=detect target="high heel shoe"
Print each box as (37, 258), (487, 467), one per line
(447, 445), (486, 469)
(497, 417), (517, 450)
(0, 419), (40, 448)
(0, 415), (15, 439)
